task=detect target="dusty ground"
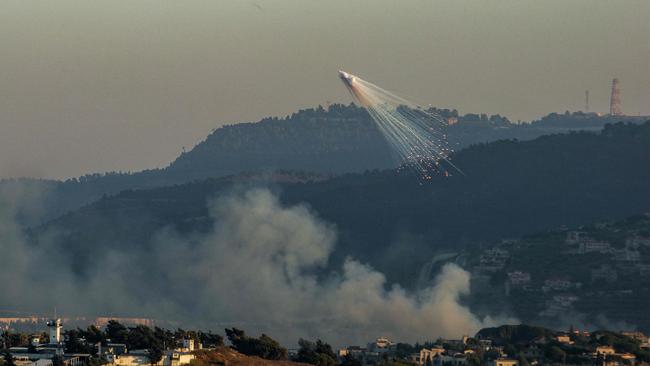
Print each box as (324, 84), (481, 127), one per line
(191, 347), (311, 366)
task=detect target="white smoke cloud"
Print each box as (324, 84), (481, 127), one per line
(0, 187), (514, 346)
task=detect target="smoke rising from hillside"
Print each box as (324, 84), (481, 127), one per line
(0, 186), (512, 345)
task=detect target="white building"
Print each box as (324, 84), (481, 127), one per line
(180, 339), (194, 352)
(578, 240), (611, 254)
(367, 337), (394, 353)
(46, 319), (62, 345)
(507, 271), (531, 286)
(432, 354), (467, 366)
(413, 347), (445, 366)
(106, 352), (194, 366)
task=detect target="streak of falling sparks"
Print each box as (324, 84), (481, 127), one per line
(338, 70), (463, 181)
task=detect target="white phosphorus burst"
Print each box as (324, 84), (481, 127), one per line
(338, 70), (463, 180)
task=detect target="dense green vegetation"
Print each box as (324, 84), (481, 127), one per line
(462, 214), (650, 331)
(4, 105), (645, 227)
(295, 339), (338, 366)
(474, 325), (650, 364)
(32, 122), (649, 287)
(3, 322), (649, 366)
(225, 328), (288, 361)
(476, 325), (556, 344)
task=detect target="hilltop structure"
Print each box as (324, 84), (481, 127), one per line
(609, 78), (623, 116)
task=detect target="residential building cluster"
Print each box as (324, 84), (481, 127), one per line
(4, 319), (196, 366)
(336, 328), (650, 366)
(466, 221), (650, 325)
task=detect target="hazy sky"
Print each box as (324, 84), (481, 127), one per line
(1, 1), (648, 179)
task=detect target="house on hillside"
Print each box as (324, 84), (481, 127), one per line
(596, 346), (616, 355)
(566, 231), (587, 244)
(591, 265), (618, 283)
(542, 278), (581, 292)
(432, 354), (467, 366)
(555, 335), (573, 344)
(488, 358), (518, 366)
(412, 347), (445, 366)
(578, 239), (612, 254)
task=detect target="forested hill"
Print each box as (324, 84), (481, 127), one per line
(166, 105), (647, 180)
(3, 104), (647, 226)
(33, 122), (650, 286)
(165, 104), (393, 180)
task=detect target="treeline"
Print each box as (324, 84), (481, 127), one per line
(1, 320), (223, 364)
(3, 322), (650, 366)
(223, 328), (350, 366)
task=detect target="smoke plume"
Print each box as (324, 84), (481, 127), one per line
(0, 187), (513, 346)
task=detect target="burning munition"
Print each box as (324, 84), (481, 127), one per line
(337, 70), (461, 179)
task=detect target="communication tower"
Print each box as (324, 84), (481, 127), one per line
(609, 78), (622, 116)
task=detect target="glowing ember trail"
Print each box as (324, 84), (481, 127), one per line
(338, 70), (462, 180)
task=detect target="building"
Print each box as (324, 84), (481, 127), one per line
(591, 265), (618, 283)
(366, 337), (394, 353)
(488, 358), (518, 366)
(507, 271), (531, 287)
(105, 351), (194, 366)
(46, 319), (62, 346)
(478, 248), (510, 272)
(543, 278), (580, 292)
(578, 240), (612, 254)
(106, 354), (149, 366)
(413, 347), (445, 366)
(338, 346), (365, 358)
(613, 249), (641, 262)
(433, 354), (467, 366)
(179, 339), (195, 352)
(626, 236), (650, 248)
(596, 346), (616, 355)
(98, 343), (128, 356)
(566, 231), (587, 244)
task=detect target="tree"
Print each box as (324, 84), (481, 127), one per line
(197, 331), (223, 348)
(545, 346), (566, 363)
(338, 355), (362, 366)
(518, 353), (531, 366)
(65, 329), (92, 354)
(127, 325), (157, 350)
(504, 344), (518, 358)
(148, 345), (164, 366)
(3, 352), (16, 366)
(82, 326), (105, 345)
(1, 332), (27, 348)
(105, 320), (128, 344)
(295, 339), (337, 366)
(224, 328), (287, 360)
(154, 327), (174, 351)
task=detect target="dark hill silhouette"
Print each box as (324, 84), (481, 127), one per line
(4, 104), (647, 226)
(32, 122), (650, 286)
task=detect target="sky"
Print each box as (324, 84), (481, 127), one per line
(1, 0), (648, 179)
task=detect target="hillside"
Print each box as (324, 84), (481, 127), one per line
(192, 348), (309, 366)
(4, 105), (646, 226)
(31, 122), (650, 288)
(458, 214), (650, 332)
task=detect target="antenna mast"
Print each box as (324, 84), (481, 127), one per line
(609, 78), (622, 116)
